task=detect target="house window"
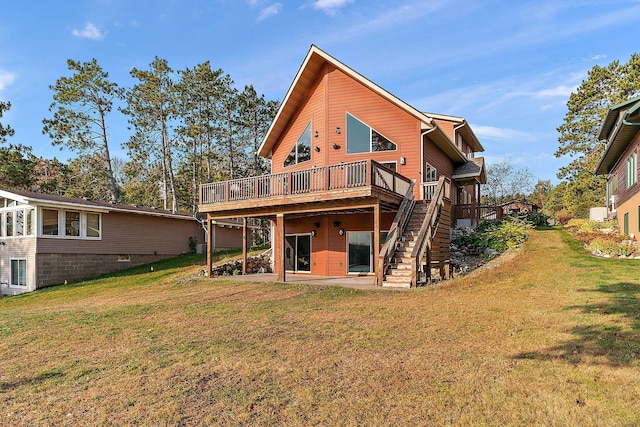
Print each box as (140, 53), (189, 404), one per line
(10, 259), (27, 287)
(380, 161), (397, 172)
(5, 211), (13, 236)
(423, 162), (437, 182)
(41, 209), (101, 239)
(283, 121), (312, 167)
(627, 152), (637, 188)
(65, 211), (81, 237)
(86, 213), (100, 238)
(42, 209), (59, 235)
(346, 113), (397, 154)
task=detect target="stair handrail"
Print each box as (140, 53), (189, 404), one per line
(409, 176), (450, 286)
(376, 180), (415, 285)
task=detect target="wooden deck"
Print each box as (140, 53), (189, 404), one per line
(199, 160), (413, 217)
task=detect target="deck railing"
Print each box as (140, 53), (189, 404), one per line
(410, 176), (450, 287)
(456, 204), (503, 221)
(376, 180), (416, 286)
(200, 160), (412, 205)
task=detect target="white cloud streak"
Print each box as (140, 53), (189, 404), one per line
(71, 22), (105, 40)
(257, 3), (282, 21)
(313, 0), (353, 13)
(0, 70), (17, 91)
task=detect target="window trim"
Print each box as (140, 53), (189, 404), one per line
(627, 152), (637, 189)
(345, 112), (397, 155)
(0, 206), (35, 239)
(283, 121), (312, 168)
(39, 208), (102, 240)
(9, 258), (27, 288)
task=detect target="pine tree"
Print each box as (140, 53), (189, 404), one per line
(0, 100), (15, 143)
(555, 53), (640, 216)
(42, 59), (122, 202)
(121, 57), (179, 212)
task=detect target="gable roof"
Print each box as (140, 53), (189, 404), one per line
(424, 112), (484, 153)
(0, 189), (196, 220)
(452, 157), (487, 184)
(258, 45), (470, 163)
(595, 96), (640, 175)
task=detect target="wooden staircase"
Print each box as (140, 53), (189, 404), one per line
(379, 176), (451, 288)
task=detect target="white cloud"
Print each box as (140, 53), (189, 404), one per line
(0, 70), (16, 91)
(71, 22), (105, 40)
(472, 125), (532, 142)
(257, 3), (282, 21)
(313, 0), (353, 13)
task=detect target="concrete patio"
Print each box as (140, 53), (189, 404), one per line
(209, 273), (410, 291)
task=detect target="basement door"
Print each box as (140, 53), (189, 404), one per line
(285, 234), (311, 273)
(347, 231), (373, 273)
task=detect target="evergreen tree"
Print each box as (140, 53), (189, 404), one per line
(0, 100), (15, 143)
(121, 57), (179, 212)
(176, 62), (225, 212)
(555, 53), (640, 216)
(0, 144), (35, 190)
(237, 85), (279, 176)
(42, 59), (122, 202)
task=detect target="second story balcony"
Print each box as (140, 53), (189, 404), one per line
(199, 160), (413, 217)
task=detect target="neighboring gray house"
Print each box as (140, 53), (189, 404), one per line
(0, 190), (245, 295)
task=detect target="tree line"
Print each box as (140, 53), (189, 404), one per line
(2, 53), (640, 219)
(1, 58), (279, 213)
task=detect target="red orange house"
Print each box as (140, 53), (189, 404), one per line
(199, 46), (487, 287)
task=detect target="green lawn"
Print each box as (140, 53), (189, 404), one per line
(0, 228), (639, 426)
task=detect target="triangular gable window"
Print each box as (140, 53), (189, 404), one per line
(346, 113), (397, 154)
(283, 122), (312, 167)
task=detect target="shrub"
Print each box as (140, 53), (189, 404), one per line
(524, 211), (549, 227)
(587, 236), (637, 257)
(481, 217), (533, 251)
(454, 218), (534, 252)
(557, 215), (574, 225)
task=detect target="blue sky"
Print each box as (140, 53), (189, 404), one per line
(1, 0), (640, 184)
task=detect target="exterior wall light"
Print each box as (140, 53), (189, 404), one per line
(400, 157), (406, 165)
(315, 130), (319, 138)
(311, 230), (316, 237)
(333, 143), (340, 149)
(314, 146), (320, 152)
(336, 126), (341, 134)
(338, 229), (344, 236)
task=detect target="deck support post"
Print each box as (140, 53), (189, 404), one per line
(206, 214), (213, 277)
(373, 202), (381, 286)
(242, 217), (248, 275)
(276, 214), (286, 282)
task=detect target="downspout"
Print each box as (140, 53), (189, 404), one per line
(420, 123), (439, 199)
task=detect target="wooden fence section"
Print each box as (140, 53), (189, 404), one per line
(200, 160), (412, 205)
(456, 205), (503, 221)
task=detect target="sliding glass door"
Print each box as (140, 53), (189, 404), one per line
(285, 234), (311, 272)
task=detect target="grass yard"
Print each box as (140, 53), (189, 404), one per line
(1, 228), (639, 426)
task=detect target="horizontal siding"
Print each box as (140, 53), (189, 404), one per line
(271, 68), (326, 174)
(326, 65), (421, 185)
(0, 237), (36, 293)
(212, 226), (245, 251)
(611, 135), (640, 208)
(616, 191), (640, 239)
(272, 212), (394, 277)
(36, 212), (204, 255)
